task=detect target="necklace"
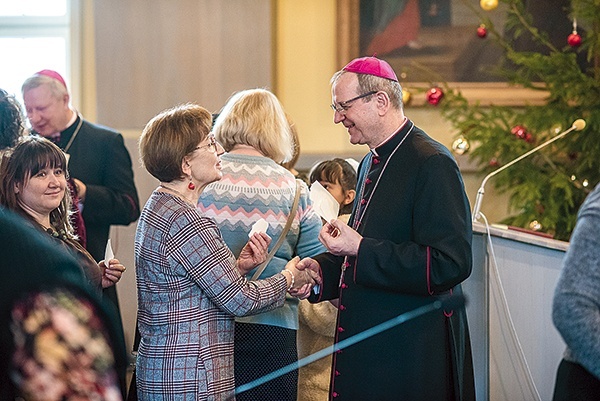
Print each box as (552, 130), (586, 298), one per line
(352, 122), (414, 230)
(159, 184), (195, 206)
(45, 226), (68, 241)
(338, 122), (414, 288)
(63, 114), (84, 154)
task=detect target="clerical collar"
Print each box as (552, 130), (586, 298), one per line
(370, 117), (411, 158)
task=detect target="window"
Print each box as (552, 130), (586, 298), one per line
(0, 0), (78, 108)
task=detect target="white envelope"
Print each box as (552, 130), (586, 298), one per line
(104, 239), (114, 267)
(310, 181), (339, 222)
(249, 218), (269, 237)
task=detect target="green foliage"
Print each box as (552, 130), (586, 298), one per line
(437, 0), (600, 240)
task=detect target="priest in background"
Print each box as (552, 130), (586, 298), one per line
(21, 70), (140, 329)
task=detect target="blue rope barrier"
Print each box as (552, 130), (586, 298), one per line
(235, 295), (464, 396)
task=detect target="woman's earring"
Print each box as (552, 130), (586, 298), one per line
(188, 181), (196, 190)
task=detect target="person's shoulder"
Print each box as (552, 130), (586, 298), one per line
(80, 118), (122, 139)
(166, 197), (216, 230)
(0, 208), (86, 291)
(578, 183), (600, 216)
(408, 125), (454, 160)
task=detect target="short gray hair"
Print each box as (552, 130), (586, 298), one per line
(21, 74), (69, 99)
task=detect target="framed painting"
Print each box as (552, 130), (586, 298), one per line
(335, 0), (557, 106)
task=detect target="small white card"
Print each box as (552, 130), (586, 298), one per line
(249, 218), (269, 237)
(104, 239), (114, 266)
(310, 181), (340, 222)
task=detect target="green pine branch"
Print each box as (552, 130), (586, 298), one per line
(437, 0), (600, 240)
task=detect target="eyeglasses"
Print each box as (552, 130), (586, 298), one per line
(330, 91), (377, 113)
(194, 135), (218, 153)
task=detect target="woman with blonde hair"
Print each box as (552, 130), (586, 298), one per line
(198, 89), (325, 401)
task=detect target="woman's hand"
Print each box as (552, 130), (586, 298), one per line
(283, 257), (322, 299)
(100, 258), (126, 288)
(237, 232), (272, 275)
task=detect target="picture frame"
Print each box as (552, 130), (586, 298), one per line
(335, 0), (548, 106)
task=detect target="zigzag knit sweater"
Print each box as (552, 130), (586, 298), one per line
(198, 153), (326, 330)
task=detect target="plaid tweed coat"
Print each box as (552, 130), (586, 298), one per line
(134, 192), (287, 400)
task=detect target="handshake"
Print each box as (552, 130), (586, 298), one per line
(281, 256), (322, 299)
(239, 232), (322, 299)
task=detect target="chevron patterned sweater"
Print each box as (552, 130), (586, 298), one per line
(198, 153), (326, 330)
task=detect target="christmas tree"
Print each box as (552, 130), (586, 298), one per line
(435, 0), (600, 241)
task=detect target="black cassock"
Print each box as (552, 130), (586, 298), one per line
(310, 120), (476, 401)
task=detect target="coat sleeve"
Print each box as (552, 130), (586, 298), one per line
(355, 153), (473, 296)
(166, 209), (287, 317)
(552, 187), (600, 379)
(82, 133), (140, 226)
(309, 252), (345, 302)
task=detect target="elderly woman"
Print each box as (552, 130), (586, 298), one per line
(0, 136), (125, 295)
(135, 103), (316, 400)
(197, 89), (326, 401)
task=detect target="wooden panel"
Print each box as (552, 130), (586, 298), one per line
(94, 0), (273, 129)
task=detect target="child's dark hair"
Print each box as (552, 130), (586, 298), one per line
(309, 158), (357, 215)
(0, 88), (24, 150)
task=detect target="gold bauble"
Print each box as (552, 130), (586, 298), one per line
(451, 136), (470, 155)
(480, 0), (498, 11)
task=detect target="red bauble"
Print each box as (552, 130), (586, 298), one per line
(511, 125), (527, 139)
(426, 87), (444, 105)
(511, 125), (535, 142)
(477, 25), (487, 38)
(568, 32), (582, 48)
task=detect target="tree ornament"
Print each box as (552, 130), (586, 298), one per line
(426, 87), (444, 105)
(451, 136), (470, 155)
(529, 220), (542, 231)
(568, 18), (582, 48)
(510, 125), (528, 139)
(568, 32), (582, 47)
(402, 89), (412, 105)
(477, 24), (488, 38)
(480, 0), (498, 11)
(510, 125), (535, 142)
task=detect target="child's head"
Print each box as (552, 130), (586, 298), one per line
(309, 158), (357, 215)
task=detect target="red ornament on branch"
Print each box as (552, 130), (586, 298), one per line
(511, 125), (527, 138)
(568, 32), (582, 48)
(510, 125), (534, 143)
(568, 18), (582, 48)
(477, 25), (487, 38)
(426, 87), (444, 105)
